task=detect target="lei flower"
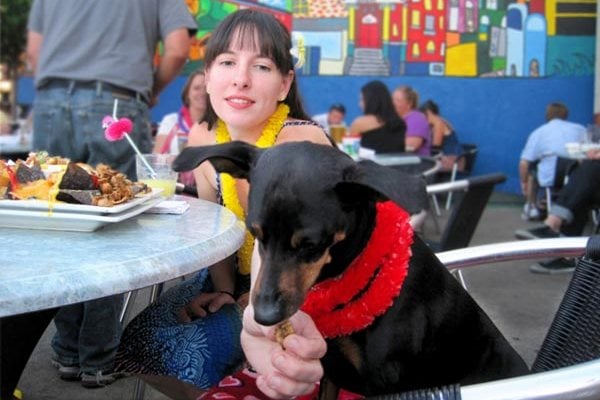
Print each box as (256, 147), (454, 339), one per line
(301, 201), (413, 338)
(216, 103), (290, 275)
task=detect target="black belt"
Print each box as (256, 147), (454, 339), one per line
(40, 79), (149, 105)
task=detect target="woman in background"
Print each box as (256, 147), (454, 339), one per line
(349, 80), (406, 154)
(153, 69), (207, 190)
(392, 86), (430, 155)
(420, 99), (462, 171)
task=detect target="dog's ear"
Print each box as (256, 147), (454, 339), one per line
(172, 141), (262, 180)
(335, 160), (427, 214)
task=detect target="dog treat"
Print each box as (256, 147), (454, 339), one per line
(275, 320), (295, 347)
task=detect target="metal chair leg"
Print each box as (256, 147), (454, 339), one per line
(120, 290), (138, 325)
(132, 376), (147, 400)
(445, 163), (459, 210)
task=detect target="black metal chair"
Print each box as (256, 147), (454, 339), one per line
(422, 173), (506, 288)
(369, 236), (600, 400)
(425, 173), (506, 253)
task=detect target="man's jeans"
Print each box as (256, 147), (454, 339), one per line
(51, 295), (124, 373)
(32, 80), (149, 372)
(32, 80), (152, 179)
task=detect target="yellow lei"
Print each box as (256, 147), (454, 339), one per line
(216, 103), (290, 275)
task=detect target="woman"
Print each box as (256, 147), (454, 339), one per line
(153, 69), (207, 189)
(349, 80), (406, 154)
(115, 10), (330, 400)
(420, 99), (462, 171)
(153, 69), (207, 156)
(392, 86), (431, 155)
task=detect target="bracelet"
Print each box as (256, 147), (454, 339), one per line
(219, 290), (235, 299)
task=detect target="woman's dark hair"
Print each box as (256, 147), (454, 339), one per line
(202, 9), (309, 129)
(420, 99), (440, 115)
(361, 80), (405, 132)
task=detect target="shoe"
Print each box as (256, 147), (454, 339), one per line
(80, 370), (126, 388)
(515, 225), (560, 240)
(521, 203), (541, 221)
(51, 358), (81, 381)
(529, 258), (576, 274)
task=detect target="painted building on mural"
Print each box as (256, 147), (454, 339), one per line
(181, 0), (595, 79)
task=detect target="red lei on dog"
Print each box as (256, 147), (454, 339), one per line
(301, 201), (413, 338)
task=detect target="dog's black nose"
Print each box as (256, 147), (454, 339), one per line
(253, 297), (288, 326)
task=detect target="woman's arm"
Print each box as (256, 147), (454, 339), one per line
(177, 122), (238, 322)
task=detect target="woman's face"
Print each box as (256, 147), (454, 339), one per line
(205, 31), (293, 134)
(392, 89), (411, 117)
(188, 74), (207, 115)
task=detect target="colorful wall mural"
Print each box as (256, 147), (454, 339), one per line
(181, 0), (596, 78)
(17, 0), (598, 195)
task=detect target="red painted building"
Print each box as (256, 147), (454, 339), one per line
(404, 0), (446, 63)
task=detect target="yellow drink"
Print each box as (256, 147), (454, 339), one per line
(141, 179), (176, 198)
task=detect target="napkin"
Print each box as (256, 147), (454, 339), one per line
(145, 200), (190, 215)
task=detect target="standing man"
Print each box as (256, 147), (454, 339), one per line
(25, 0), (197, 388)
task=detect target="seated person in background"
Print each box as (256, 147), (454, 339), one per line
(349, 80), (406, 154)
(392, 86), (430, 155)
(420, 99), (461, 171)
(114, 9), (330, 400)
(515, 148), (600, 274)
(311, 102), (346, 136)
(153, 69), (207, 190)
(518, 102), (586, 221)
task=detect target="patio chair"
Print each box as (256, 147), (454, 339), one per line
(368, 235), (600, 400)
(422, 173), (506, 288)
(431, 143), (479, 211)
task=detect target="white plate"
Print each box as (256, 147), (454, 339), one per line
(0, 188), (163, 214)
(0, 195), (164, 232)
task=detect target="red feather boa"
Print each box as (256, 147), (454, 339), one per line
(301, 201), (413, 338)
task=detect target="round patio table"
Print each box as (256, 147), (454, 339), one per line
(0, 196), (245, 397)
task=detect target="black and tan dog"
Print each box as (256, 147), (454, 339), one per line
(173, 141), (529, 397)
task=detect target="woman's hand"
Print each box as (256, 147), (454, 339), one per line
(241, 306), (326, 399)
(177, 291), (236, 323)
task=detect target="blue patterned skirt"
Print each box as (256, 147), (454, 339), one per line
(114, 271), (244, 389)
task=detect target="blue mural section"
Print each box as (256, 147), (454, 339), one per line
(16, 74), (595, 194)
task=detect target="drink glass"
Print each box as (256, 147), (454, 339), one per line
(136, 154), (177, 198)
(330, 125), (346, 144)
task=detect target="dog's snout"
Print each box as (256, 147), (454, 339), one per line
(253, 293), (288, 326)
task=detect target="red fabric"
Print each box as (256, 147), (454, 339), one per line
(198, 369), (363, 400)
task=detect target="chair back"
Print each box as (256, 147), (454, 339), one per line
(433, 173), (506, 251)
(531, 235), (600, 372)
(368, 237), (600, 400)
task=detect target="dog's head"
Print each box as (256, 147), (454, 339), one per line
(174, 141), (426, 325)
